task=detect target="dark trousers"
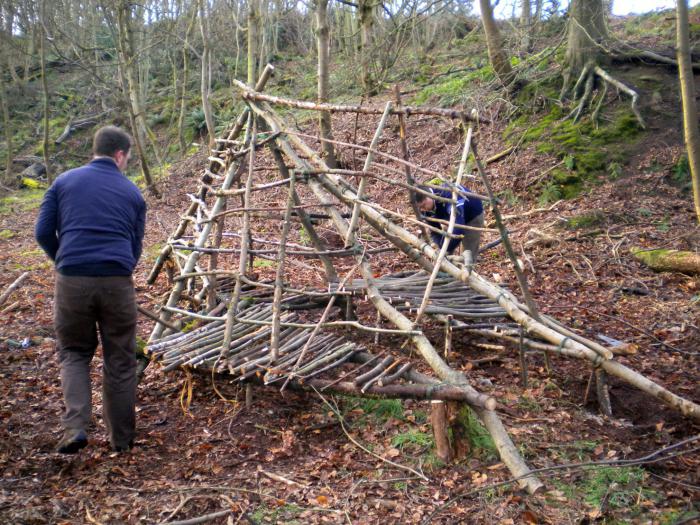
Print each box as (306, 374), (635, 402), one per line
(54, 273), (137, 449)
(461, 212), (484, 263)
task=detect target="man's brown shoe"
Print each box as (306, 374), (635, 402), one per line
(56, 429), (88, 454)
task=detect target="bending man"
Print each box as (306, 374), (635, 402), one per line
(35, 126), (146, 454)
(415, 183), (484, 265)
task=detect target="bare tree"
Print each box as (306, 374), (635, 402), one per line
(559, 0), (644, 127)
(39, 0), (51, 183)
(177, 3), (198, 154)
(113, 0), (160, 196)
(520, 0), (531, 52)
(676, 0), (700, 222)
(248, 0), (261, 85)
(562, 0), (607, 87)
(314, 0), (337, 167)
(199, 0), (215, 149)
(358, 0), (376, 94)
(0, 62), (12, 187)
(479, 0), (515, 88)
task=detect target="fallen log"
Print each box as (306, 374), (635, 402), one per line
(12, 156), (43, 167)
(54, 111), (112, 144)
(631, 247), (700, 275)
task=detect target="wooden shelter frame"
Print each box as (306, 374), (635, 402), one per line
(145, 65), (700, 494)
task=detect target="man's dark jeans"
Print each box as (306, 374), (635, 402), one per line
(54, 273), (137, 450)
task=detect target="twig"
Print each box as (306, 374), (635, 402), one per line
(422, 435), (700, 524)
(0, 272), (29, 307)
(162, 508), (232, 525)
(259, 469), (308, 488)
(547, 305), (698, 356)
(158, 496), (194, 524)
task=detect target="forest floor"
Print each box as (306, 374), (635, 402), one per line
(1, 72), (699, 524)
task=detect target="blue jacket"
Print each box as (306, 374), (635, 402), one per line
(423, 184), (483, 253)
(35, 158), (146, 276)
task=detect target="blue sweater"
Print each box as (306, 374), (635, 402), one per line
(35, 158), (146, 276)
(423, 184), (483, 253)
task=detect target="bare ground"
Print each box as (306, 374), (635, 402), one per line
(0, 79), (698, 524)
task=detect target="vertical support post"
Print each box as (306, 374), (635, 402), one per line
(270, 172), (296, 362)
(344, 101), (393, 247)
(373, 310), (381, 345)
(206, 212), (226, 311)
(444, 314), (453, 361)
(221, 115), (257, 359)
(472, 143), (552, 373)
(518, 327), (529, 388)
(595, 368), (613, 416)
(246, 384), (253, 408)
(431, 400), (453, 463)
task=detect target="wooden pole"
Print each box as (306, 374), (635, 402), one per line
(431, 400), (453, 462)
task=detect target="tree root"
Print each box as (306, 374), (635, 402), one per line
(563, 61), (645, 129)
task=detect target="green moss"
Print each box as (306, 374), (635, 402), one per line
(0, 189), (45, 214)
(181, 319), (201, 333)
(250, 503), (304, 524)
(19, 248), (43, 257)
(452, 405), (497, 459)
(509, 99), (644, 203)
(580, 466), (658, 510)
(630, 247), (699, 274)
(412, 65), (496, 107)
(391, 430), (433, 450)
(564, 210), (606, 230)
(12, 260), (52, 271)
(252, 259), (274, 269)
(358, 398), (404, 422)
(0, 229), (15, 240)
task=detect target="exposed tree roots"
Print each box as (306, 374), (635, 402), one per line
(562, 60), (645, 128)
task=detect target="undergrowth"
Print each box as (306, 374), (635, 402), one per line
(505, 77), (645, 203)
(552, 466), (661, 518)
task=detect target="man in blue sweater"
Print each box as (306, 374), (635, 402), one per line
(35, 126), (146, 454)
(416, 183), (484, 265)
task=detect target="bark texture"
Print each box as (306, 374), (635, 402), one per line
(479, 0), (514, 87)
(676, 0), (700, 223)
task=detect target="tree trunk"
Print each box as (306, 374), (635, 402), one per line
(199, 0), (216, 150)
(177, 3), (197, 155)
(0, 62), (12, 186)
(676, 0), (700, 223)
(479, 0), (515, 88)
(521, 0), (531, 52)
(39, 1), (51, 183)
(115, 1), (159, 196)
(358, 0), (375, 95)
(247, 0), (260, 86)
(563, 0), (608, 82)
(315, 0), (337, 168)
(534, 0), (543, 21)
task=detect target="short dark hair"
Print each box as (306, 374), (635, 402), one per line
(414, 185), (433, 204)
(93, 126), (132, 157)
